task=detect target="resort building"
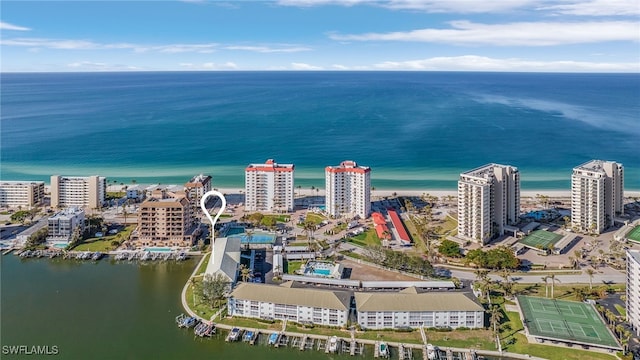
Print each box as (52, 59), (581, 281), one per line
(325, 160), (371, 219)
(627, 249), (640, 336)
(0, 181), (45, 208)
(457, 164), (520, 244)
(228, 282), (351, 326)
(354, 288), (485, 330)
(135, 192), (197, 247)
(571, 160), (624, 234)
(50, 175), (106, 209)
(185, 174), (212, 226)
(245, 159), (294, 212)
(47, 207), (85, 243)
(204, 236), (241, 284)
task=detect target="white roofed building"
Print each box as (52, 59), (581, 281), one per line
(245, 159), (294, 213)
(325, 160), (371, 219)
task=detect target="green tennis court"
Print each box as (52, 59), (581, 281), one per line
(517, 295), (620, 349)
(520, 230), (563, 250)
(626, 225), (640, 242)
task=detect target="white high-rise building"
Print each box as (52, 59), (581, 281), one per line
(185, 173), (212, 205)
(0, 181), (45, 208)
(50, 175), (106, 209)
(325, 160), (371, 219)
(571, 160), (624, 234)
(47, 207), (85, 243)
(244, 159), (294, 212)
(627, 249), (640, 337)
(457, 164), (520, 244)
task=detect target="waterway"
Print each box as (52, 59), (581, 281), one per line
(1, 255), (513, 359)
(1, 256), (345, 359)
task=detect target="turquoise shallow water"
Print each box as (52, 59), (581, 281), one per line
(1, 72), (638, 190)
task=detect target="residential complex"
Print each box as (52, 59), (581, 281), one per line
(325, 160), (371, 219)
(50, 175), (106, 209)
(185, 173), (212, 205)
(135, 192), (197, 247)
(228, 282), (351, 326)
(627, 249), (640, 337)
(457, 164), (520, 244)
(205, 236), (241, 284)
(571, 160), (624, 234)
(245, 159), (294, 212)
(0, 181), (45, 208)
(47, 207), (85, 243)
(354, 288), (484, 330)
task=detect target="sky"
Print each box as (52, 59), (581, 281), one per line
(1, 0), (639, 72)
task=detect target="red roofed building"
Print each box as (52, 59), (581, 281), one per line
(325, 160), (371, 219)
(387, 209), (411, 245)
(245, 159), (295, 212)
(371, 212), (391, 240)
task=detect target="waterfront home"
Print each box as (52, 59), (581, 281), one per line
(228, 282), (350, 327)
(46, 207), (85, 245)
(354, 287), (484, 330)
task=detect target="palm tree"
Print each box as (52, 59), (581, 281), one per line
(488, 305), (503, 348)
(474, 269), (489, 282)
(585, 268), (595, 290)
(239, 264), (252, 282)
(549, 274), (560, 299)
(541, 276), (550, 298)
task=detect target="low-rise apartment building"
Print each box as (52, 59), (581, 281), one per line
(355, 287), (484, 330)
(47, 207), (85, 243)
(228, 282), (351, 327)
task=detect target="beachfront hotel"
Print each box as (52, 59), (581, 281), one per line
(135, 192), (197, 247)
(47, 207), (85, 243)
(325, 160), (371, 219)
(571, 160), (624, 234)
(228, 282), (350, 326)
(355, 288), (485, 330)
(0, 181), (45, 208)
(627, 249), (640, 336)
(50, 175), (106, 210)
(457, 164), (520, 244)
(244, 159), (294, 212)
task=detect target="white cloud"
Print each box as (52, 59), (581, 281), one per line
(291, 62), (323, 70)
(539, 0), (640, 16)
(330, 20), (640, 46)
(0, 21), (31, 31)
(373, 55), (640, 72)
(179, 62), (238, 70)
(332, 64), (350, 70)
(1, 38), (136, 50)
(224, 45), (312, 53)
(67, 61), (140, 71)
(279, 0), (541, 13)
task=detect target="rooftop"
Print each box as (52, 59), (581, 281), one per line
(326, 160), (371, 174)
(354, 290), (483, 312)
(461, 163), (516, 179)
(245, 158), (294, 172)
(0, 181), (45, 186)
(49, 207), (84, 219)
(629, 249), (640, 264)
(230, 282), (351, 310)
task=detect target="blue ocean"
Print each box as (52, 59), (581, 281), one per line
(1, 71), (638, 190)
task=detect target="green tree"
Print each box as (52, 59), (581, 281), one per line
(239, 264), (252, 282)
(438, 239), (461, 258)
(585, 268), (595, 290)
(488, 305), (503, 344)
(10, 210), (30, 225)
(26, 227), (48, 248)
(199, 273), (230, 309)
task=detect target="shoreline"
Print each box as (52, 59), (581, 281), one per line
(104, 185), (640, 199)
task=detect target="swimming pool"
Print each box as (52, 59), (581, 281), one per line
(144, 247), (172, 252)
(313, 269), (331, 276)
(224, 227), (245, 236)
(229, 232), (276, 244)
(52, 243), (68, 249)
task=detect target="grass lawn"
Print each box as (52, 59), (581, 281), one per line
(285, 260), (305, 274)
(614, 304), (627, 317)
(72, 225), (134, 252)
(512, 283), (625, 301)
(340, 250), (365, 260)
(439, 216), (458, 237)
(195, 253), (211, 276)
(349, 228), (381, 247)
(304, 213), (326, 225)
(404, 216), (426, 253)
(185, 281), (220, 321)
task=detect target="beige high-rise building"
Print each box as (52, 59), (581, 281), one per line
(245, 159), (294, 212)
(325, 160), (371, 219)
(136, 192), (196, 247)
(0, 181), (45, 208)
(457, 164), (520, 244)
(570, 160), (624, 234)
(185, 174), (212, 205)
(627, 249), (640, 336)
(50, 175), (106, 209)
